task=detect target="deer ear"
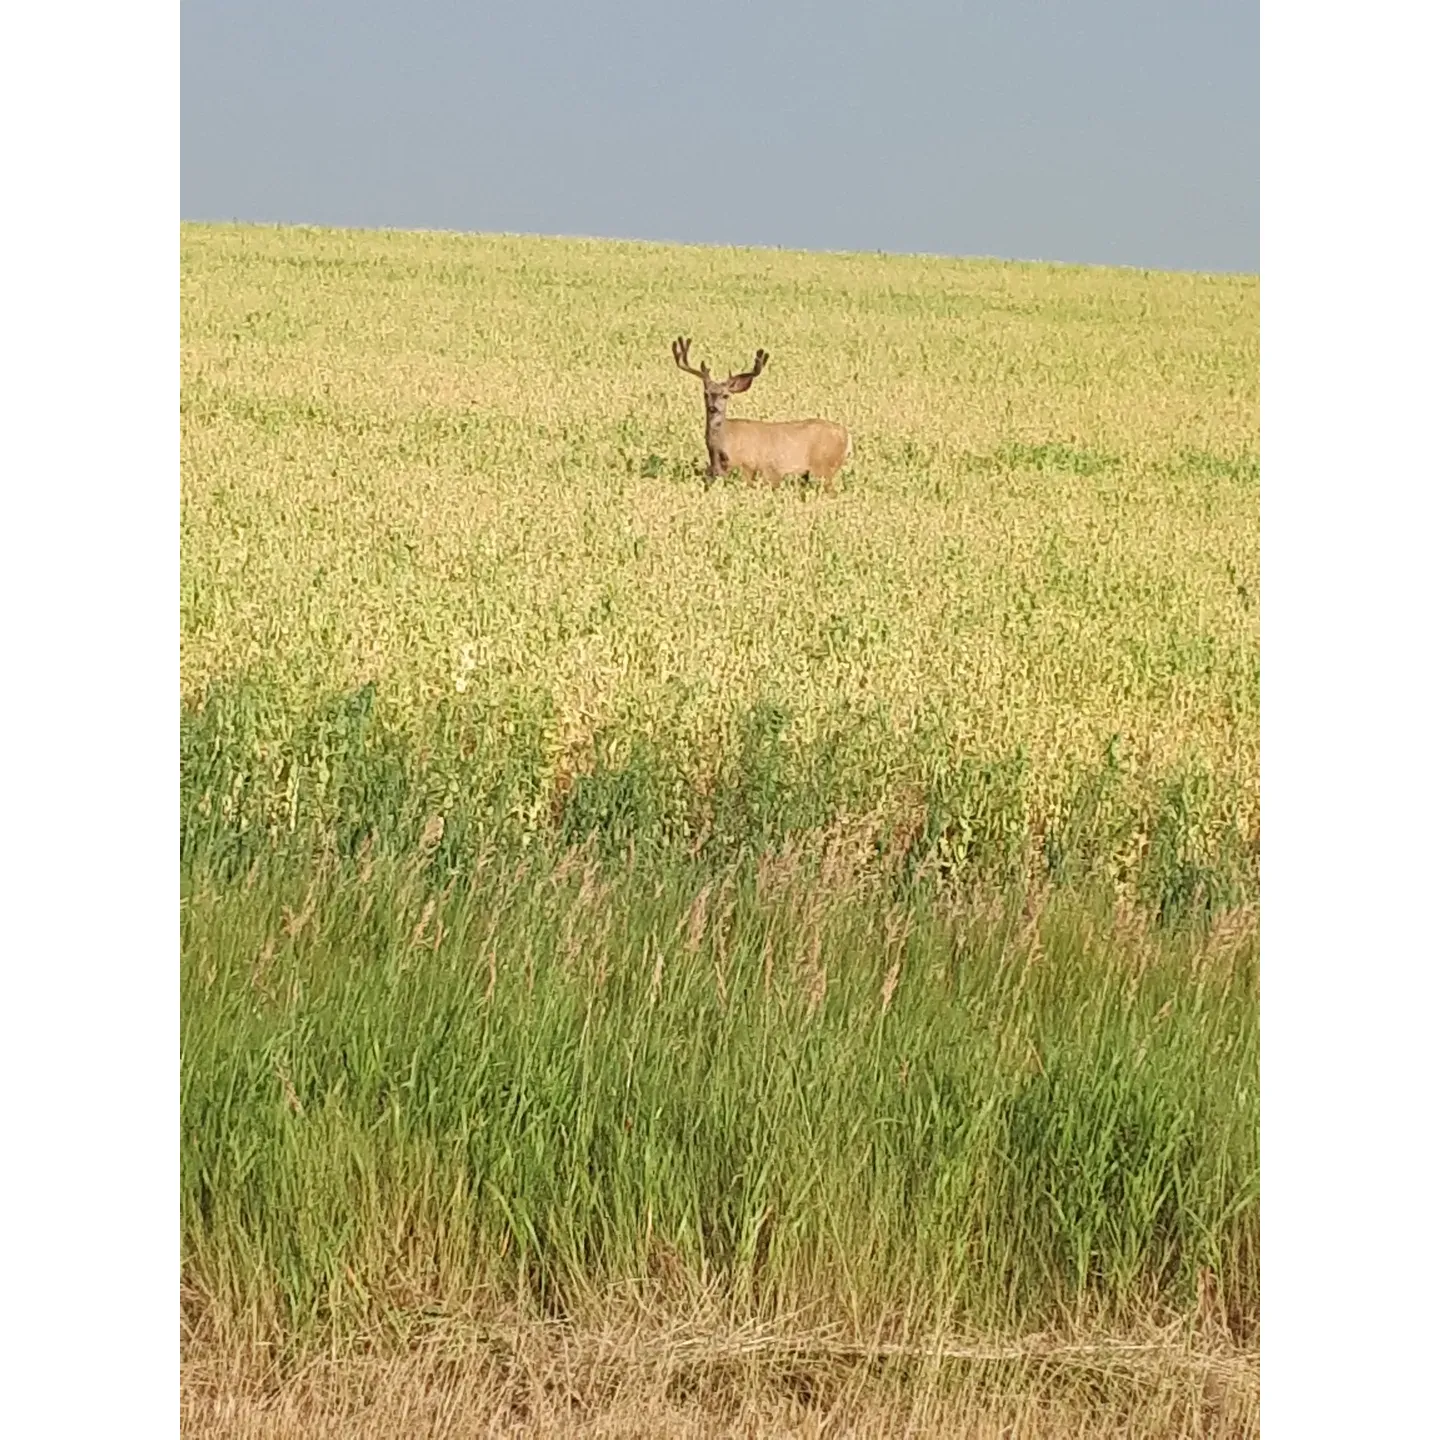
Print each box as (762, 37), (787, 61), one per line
(727, 374), (755, 394)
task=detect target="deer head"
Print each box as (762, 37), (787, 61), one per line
(673, 337), (768, 431)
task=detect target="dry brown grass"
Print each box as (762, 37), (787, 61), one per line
(183, 1316), (1258, 1439)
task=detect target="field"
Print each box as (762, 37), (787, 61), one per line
(180, 223), (1259, 1436)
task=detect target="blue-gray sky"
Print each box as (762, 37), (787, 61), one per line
(181, 0), (1257, 273)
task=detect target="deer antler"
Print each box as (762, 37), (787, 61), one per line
(673, 336), (709, 379)
(724, 349), (769, 394)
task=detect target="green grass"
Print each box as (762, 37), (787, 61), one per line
(182, 848), (1257, 1357)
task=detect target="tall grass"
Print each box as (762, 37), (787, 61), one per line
(182, 847), (1257, 1358)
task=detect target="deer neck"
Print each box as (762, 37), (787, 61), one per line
(704, 407), (730, 476)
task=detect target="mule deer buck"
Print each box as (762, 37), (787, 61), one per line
(672, 338), (851, 491)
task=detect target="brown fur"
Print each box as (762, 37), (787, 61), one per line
(717, 418), (852, 488)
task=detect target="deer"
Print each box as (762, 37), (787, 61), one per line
(672, 338), (851, 491)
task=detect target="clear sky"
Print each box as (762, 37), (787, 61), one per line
(181, 1), (1257, 274)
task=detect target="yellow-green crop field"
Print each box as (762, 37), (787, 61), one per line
(181, 226), (1260, 1430)
(182, 222), (1256, 895)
